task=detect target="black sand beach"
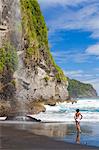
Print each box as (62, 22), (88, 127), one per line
(0, 123), (99, 150)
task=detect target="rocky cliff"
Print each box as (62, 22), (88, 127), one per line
(0, 0), (68, 114)
(67, 78), (97, 98)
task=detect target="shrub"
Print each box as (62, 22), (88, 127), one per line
(44, 76), (50, 82)
(0, 43), (18, 74)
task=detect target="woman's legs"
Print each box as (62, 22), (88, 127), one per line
(76, 121), (81, 132)
(76, 131), (80, 144)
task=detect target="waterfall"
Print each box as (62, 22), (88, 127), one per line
(0, 0), (27, 116)
(0, 0), (22, 49)
(10, 0), (22, 50)
(10, 0), (26, 115)
(11, 0), (29, 116)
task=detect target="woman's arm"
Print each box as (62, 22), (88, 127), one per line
(80, 114), (83, 120)
(74, 113), (77, 120)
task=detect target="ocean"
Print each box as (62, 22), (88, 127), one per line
(31, 98), (99, 147)
(1, 98), (99, 147)
(32, 98), (99, 122)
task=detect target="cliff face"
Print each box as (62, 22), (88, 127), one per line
(0, 0), (68, 110)
(0, 0), (20, 102)
(68, 78), (97, 98)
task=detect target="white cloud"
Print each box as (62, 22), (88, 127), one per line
(39, 0), (99, 39)
(51, 3), (99, 34)
(52, 51), (91, 64)
(86, 44), (99, 55)
(94, 68), (99, 71)
(73, 53), (90, 63)
(90, 31), (99, 38)
(38, 0), (98, 7)
(83, 78), (99, 95)
(64, 70), (94, 79)
(64, 70), (84, 77)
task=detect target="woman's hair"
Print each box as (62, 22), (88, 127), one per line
(76, 109), (79, 112)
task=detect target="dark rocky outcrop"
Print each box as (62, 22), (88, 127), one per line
(6, 115), (41, 122)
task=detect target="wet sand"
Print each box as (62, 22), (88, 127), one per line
(0, 124), (99, 150)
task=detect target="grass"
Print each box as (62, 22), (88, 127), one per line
(0, 43), (18, 74)
(20, 0), (67, 82)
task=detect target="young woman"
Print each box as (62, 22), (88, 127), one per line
(74, 109), (83, 133)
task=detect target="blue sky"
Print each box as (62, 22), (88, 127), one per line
(38, 0), (99, 95)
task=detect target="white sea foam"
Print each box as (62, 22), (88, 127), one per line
(32, 98), (99, 122)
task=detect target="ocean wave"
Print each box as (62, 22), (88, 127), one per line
(32, 98), (99, 122)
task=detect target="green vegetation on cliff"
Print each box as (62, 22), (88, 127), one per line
(20, 0), (40, 62)
(0, 43), (18, 74)
(20, 0), (67, 82)
(0, 44), (17, 100)
(67, 78), (97, 98)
